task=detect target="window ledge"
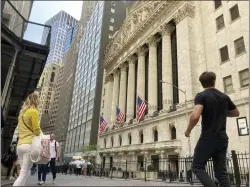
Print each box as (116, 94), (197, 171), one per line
(240, 86), (249, 91)
(235, 51), (247, 58)
(214, 6), (222, 12)
(216, 27), (225, 33)
(226, 91), (235, 95)
(220, 59), (230, 65)
(231, 16), (241, 24)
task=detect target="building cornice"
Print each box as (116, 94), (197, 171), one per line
(103, 2), (195, 76)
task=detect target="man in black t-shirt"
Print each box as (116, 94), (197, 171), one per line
(184, 72), (239, 187)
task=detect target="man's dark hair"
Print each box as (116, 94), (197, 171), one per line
(199, 71), (216, 88)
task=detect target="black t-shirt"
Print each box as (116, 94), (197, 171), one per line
(194, 88), (236, 138)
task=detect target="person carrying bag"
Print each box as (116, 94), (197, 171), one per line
(13, 92), (45, 186)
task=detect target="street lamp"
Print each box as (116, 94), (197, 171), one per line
(160, 80), (191, 155)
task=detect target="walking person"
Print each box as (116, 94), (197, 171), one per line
(48, 134), (60, 184)
(13, 92), (41, 186)
(38, 164), (48, 185)
(184, 72), (240, 187)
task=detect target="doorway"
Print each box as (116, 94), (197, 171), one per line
(151, 155), (159, 171)
(110, 156), (113, 169)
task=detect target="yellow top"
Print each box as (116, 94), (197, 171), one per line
(18, 107), (41, 145)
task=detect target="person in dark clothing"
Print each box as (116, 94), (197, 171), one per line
(184, 72), (240, 187)
(38, 164), (48, 185)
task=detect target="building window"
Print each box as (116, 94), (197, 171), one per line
(234, 37), (246, 56)
(140, 131), (143, 144)
(171, 127), (177, 140)
(119, 135), (122, 146)
(230, 5), (240, 22)
(216, 15), (225, 30)
(102, 100), (104, 108)
(103, 138), (106, 148)
(214, 0), (222, 10)
(220, 46), (229, 63)
(50, 72), (55, 82)
(223, 76), (234, 93)
(239, 69), (249, 88)
(128, 133), (132, 145)
(103, 88), (105, 96)
(111, 137), (114, 147)
(110, 18), (114, 23)
(111, 8), (115, 13)
(109, 26), (114, 31)
(153, 129), (158, 142)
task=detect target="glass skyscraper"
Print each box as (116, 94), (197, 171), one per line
(41, 11), (78, 65)
(65, 1), (128, 156)
(64, 23), (78, 54)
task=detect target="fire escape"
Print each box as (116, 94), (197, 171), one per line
(1, 1), (51, 152)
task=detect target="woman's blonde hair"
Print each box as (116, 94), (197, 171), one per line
(21, 91), (40, 112)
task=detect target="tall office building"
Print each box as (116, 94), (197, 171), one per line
(37, 62), (63, 134)
(41, 11), (78, 65)
(52, 1), (97, 160)
(64, 1), (130, 158)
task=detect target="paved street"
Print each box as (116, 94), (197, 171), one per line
(2, 174), (203, 186)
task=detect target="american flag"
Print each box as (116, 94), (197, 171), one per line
(137, 96), (147, 122)
(99, 116), (107, 135)
(116, 106), (125, 123)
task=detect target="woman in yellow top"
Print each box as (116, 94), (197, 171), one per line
(13, 92), (41, 186)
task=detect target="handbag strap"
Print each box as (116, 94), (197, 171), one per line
(22, 116), (33, 133)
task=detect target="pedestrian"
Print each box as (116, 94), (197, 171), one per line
(47, 134), (60, 184)
(13, 92), (41, 186)
(184, 72), (240, 187)
(185, 154), (193, 183)
(38, 163), (48, 185)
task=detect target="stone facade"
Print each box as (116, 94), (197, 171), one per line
(97, 1), (249, 171)
(37, 62), (63, 134)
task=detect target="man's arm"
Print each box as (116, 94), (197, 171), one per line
(227, 96), (240, 117)
(185, 105), (203, 137)
(185, 93), (204, 137)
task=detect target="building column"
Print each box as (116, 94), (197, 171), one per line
(160, 150), (166, 171)
(147, 35), (158, 116)
(2, 49), (19, 106)
(104, 75), (114, 123)
(136, 47), (146, 100)
(161, 24), (174, 111)
(174, 3), (196, 103)
(118, 64), (127, 119)
(126, 56), (136, 122)
(111, 70), (120, 123)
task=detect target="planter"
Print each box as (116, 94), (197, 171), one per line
(112, 171), (123, 178)
(147, 171), (158, 180)
(135, 171), (158, 180)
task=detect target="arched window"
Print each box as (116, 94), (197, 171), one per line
(119, 135), (122, 146)
(50, 72), (55, 82)
(104, 138), (106, 148)
(111, 137), (114, 147)
(139, 130), (143, 144)
(171, 127), (176, 140)
(154, 129), (158, 142)
(128, 133), (132, 145)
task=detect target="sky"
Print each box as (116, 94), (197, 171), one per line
(24, 1), (83, 44)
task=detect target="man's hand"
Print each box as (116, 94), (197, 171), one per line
(185, 129), (191, 137)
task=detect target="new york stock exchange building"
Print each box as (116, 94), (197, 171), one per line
(96, 1), (249, 178)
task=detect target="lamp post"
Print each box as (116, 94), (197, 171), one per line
(160, 80), (191, 155)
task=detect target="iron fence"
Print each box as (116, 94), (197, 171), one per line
(88, 151), (249, 186)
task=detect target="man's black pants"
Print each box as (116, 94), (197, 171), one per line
(192, 136), (230, 187)
(50, 158), (57, 180)
(38, 164), (47, 182)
